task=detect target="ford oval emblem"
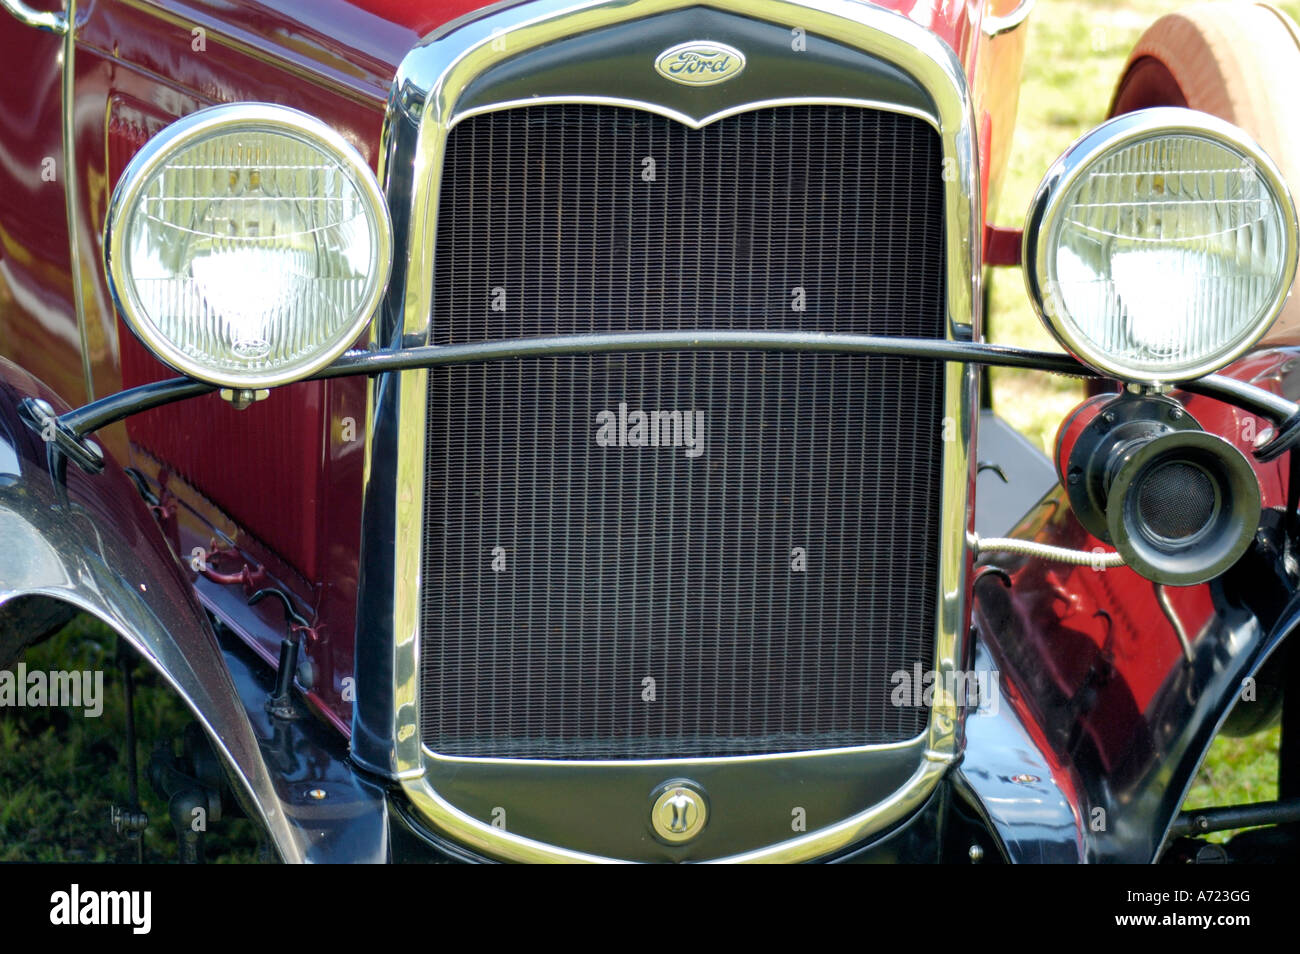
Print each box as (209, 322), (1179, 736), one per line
(654, 41), (746, 86)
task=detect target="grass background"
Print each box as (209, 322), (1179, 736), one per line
(1, 0), (1294, 860)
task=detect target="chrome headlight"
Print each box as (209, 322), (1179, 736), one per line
(1024, 108), (1298, 384)
(105, 103), (391, 389)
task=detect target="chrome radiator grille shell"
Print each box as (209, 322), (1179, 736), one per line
(361, 0), (980, 863)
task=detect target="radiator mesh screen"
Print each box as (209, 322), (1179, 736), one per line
(420, 104), (946, 759)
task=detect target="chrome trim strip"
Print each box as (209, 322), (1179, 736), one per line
(59, 0), (93, 401)
(404, 744), (949, 864)
(424, 730), (926, 768)
(982, 0), (1036, 38)
(712, 755), (950, 864)
(369, 0), (981, 863)
(0, 0), (66, 33)
(449, 94), (940, 132)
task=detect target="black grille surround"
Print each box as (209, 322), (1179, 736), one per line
(420, 103), (947, 760)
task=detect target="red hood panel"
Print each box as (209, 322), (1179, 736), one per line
(342, 0), (978, 74)
(150, 2), (980, 113)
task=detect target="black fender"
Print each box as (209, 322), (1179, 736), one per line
(0, 357), (388, 862)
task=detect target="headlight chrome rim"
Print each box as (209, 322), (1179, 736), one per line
(1023, 107), (1299, 385)
(104, 102), (392, 390)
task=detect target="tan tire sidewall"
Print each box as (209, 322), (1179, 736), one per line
(1114, 3), (1300, 342)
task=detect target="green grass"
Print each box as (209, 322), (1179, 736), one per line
(0, 617), (261, 862)
(1183, 727), (1282, 842)
(991, 0), (1300, 840)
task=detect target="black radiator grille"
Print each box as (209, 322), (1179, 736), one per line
(420, 103), (946, 760)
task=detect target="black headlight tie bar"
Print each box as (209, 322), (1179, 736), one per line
(40, 330), (1300, 472)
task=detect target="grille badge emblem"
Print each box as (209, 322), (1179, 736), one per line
(651, 781), (709, 844)
(654, 41), (746, 86)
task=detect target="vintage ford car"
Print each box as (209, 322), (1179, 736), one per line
(2, 0), (1300, 864)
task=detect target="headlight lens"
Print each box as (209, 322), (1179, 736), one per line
(105, 103), (391, 389)
(1025, 108), (1298, 383)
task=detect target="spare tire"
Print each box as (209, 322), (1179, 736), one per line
(1111, 3), (1300, 343)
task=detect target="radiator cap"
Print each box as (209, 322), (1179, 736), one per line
(651, 780), (709, 844)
